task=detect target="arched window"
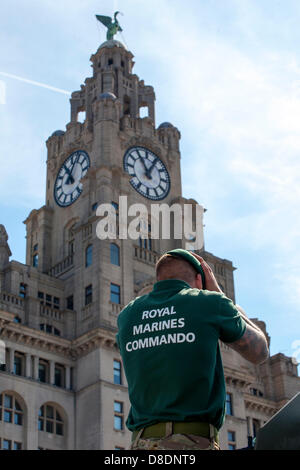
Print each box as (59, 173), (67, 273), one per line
(0, 392), (23, 425)
(110, 243), (120, 266)
(85, 244), (93, 268)
(38, 404), (64, 436)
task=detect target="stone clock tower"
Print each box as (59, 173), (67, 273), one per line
(0, 34), (299, 452)
(23, 37), (202, 449)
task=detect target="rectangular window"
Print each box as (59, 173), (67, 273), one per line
(39, 363), (47, 383)
(4, 410), (12, 423)
(53, 297), (60, 310)
(46, 294), (52, 307)
(110, 283), (121, 304)
(14, 412), (22, 426)
(85, 285), (93, 306)
(14, 355), (22, 376)
(228, 430), (236, 450)
(3, 439), (11, 450)
(19, 283), (27, 299)
(4, 395), (12, 408)
(114, 401), (123, 430)
(13, 442), (22, 450)
(55, 367), (63, 387)
(38, 291), (44, 305)
(33, 254), (39, 268)
(113, 360), (122, 385)
(226, 393), (233, 416)
(67, 295), (74, 310)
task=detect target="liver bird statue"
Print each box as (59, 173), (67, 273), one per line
(95, 11), (123, 40)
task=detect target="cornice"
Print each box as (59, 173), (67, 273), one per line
(243, 392), (278, 415)
(224, 365), (256, 390)
(0, 310), (118, 360)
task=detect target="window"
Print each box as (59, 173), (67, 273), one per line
(85, 245), (93, 268)
(33, 254), (39, 268)
(114, 401), (123, 430)
(40, 324), (61, 337)
(14, 355), (23, 376)
(108, 58), (114, 65)
(110, 283), (121, 304)
(32, 244), (39, 268)
(226, 393), (233, 416)
(14, 316), (21, 324)
(228, 430), (236, 450)
(54, 366), (63, 388)
(19, 283), (27, 299)
(3, 439), (11, 450)
(67, 295), (74, 310)
(38, 291), (44, 304)
(139, 106), (149, 118)
(38, 292), (60, 311)
(113, 360), (122, 385)
(38, 404), (64, 436)
(110, 243), (120, 266)
(38, 362), (48, 383)
(85, 285), (93, 305)
(92, 202), (98, 211)
(53, 297), (60, 310)
(0, 439), (23, 450)
(0, 393), (23, 426)
(68, 240), (74, 255)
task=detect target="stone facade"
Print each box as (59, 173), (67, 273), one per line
(0, 39), (299, 451)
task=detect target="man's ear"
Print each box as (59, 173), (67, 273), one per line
(195, 273), (203, 290)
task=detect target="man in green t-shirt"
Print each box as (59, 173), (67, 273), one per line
(116, 250), (269, 450)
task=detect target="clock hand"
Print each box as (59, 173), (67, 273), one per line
(146, 157), (159, 179)
(64, 165), (75, 185)
(65, 154), (79, 185)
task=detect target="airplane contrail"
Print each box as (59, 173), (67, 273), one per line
(0, 72), (71, 95)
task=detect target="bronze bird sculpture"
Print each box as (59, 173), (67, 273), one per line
(95, 11), (123, 41)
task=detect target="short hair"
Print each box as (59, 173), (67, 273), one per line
(155, 253), (197, 284)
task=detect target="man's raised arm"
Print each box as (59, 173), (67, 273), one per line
(226, 305), (269, 365)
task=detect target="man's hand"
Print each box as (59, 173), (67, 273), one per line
(190, 253), (223, 293)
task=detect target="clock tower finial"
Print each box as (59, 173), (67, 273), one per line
(95, 11), (123, 41)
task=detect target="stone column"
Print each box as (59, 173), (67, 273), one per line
(65, 366), (71, 390)
(50, 361), (55, 385)
(33, 356), (39, 380)
(25, 353), (31, 378)
(9, 348), (15, 373)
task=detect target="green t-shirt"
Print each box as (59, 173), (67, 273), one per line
(116, 279), (246, 431)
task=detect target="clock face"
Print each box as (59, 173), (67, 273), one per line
(123, 146), (170, 200)
(54, 150), (90, 207)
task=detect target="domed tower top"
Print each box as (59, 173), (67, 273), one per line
(67, 13), (156, 126)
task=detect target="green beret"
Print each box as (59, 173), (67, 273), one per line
(166, 249), (206, 289)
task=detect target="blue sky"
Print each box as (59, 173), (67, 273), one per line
(0, 0), (300, 362)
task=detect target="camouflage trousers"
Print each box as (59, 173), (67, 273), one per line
(130, 433), (220, 450)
